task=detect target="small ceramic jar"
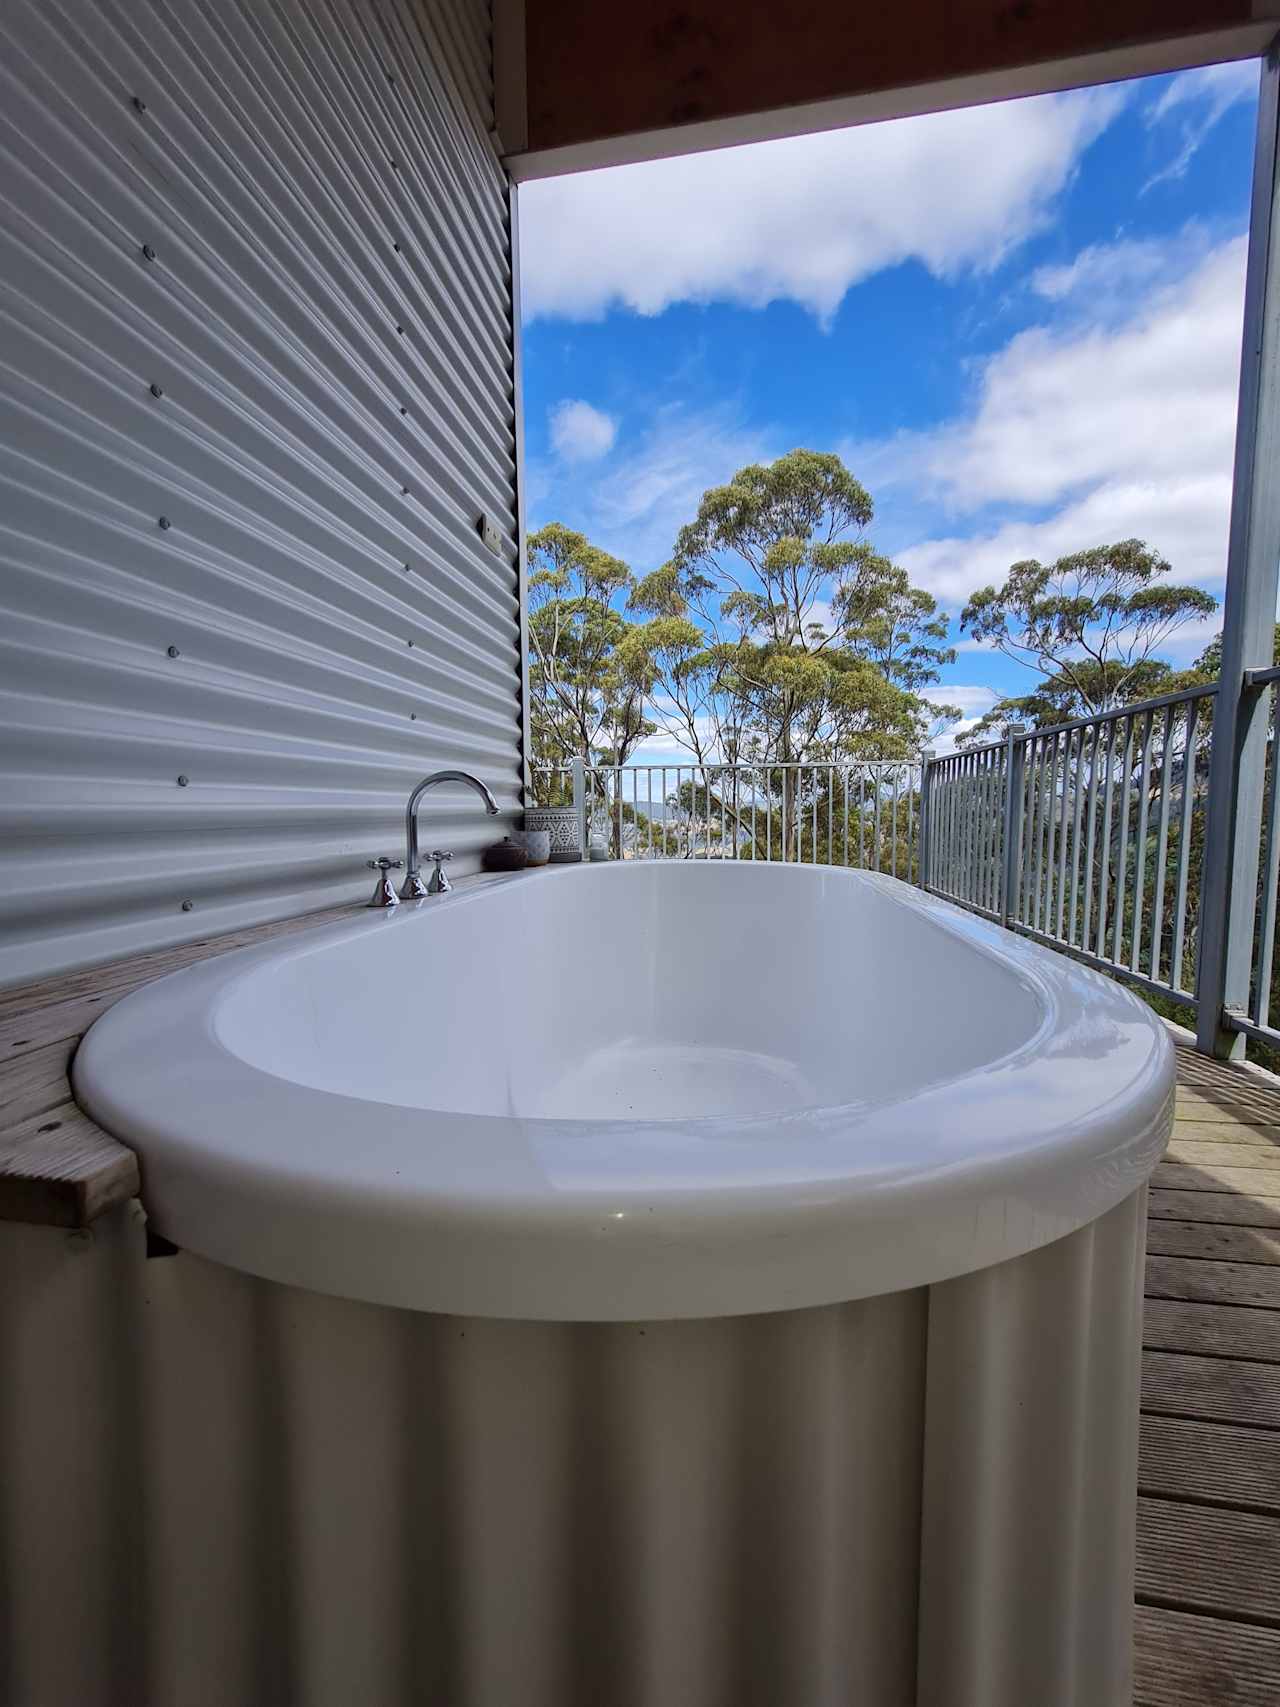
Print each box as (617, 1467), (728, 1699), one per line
(482, 838), (528, 872)
(523, 806), (582, 864)
(511, 828), (551, 867)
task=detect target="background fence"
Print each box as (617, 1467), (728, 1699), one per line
(533, 761), (922, 878)
(532, 676), (1280, 1062)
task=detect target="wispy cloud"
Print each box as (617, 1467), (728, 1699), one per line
(1144, 60), (1259, 192)
(1030, 223), (1215, 319)
(520, 87), (1124, 327)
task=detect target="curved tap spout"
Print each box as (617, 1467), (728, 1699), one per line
(402, 770), (499, 898)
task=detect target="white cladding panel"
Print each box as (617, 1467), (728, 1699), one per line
(0, 0), (521, 986)
(0, 1191), (1145, 1707)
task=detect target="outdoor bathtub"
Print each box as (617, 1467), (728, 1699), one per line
(65, 861), (1173, 1707)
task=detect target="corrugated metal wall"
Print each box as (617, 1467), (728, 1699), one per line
(0, 0), (522, 988)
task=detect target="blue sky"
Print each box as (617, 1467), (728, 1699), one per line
(517, 62), (1259, 752)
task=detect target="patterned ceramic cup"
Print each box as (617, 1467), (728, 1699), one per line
(523, 807), (582, 864)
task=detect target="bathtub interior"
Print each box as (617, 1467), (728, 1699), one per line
(212, 866), (1044, 1121)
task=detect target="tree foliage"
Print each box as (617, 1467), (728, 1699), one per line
(526, 523), (654, 768)
(958, 540), (1217, 745)
(629, 449), (957, 767)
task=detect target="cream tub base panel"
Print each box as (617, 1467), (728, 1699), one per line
(0, 1189), (1144, 1707)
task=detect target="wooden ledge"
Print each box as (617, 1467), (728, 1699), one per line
(0, 1100), (139, 1228)
(0, 900), (365, 1228)
(0, 875), (525, 1227)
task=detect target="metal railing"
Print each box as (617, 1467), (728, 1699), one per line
(532, 760), (922, 877)
(923, 687), (1217, 1012)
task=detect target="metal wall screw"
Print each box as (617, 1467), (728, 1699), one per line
(386, 70), (396, 83)
(407, 638), (415, 647)
(149, 381), (164, 398)
(396, 324), (404, 335)
(401, 486), (409, 495)
(410, 712), (417, 720)
(404, 562), (412, 572)
(141, 243), (156, 262)
(177, 774), (189, 787)
(157, 515), (171, 529)
(392, 240), (401, 252)
(181, 899), (193, 912)
(390, 159), (400, 171)
(132, 96), (147, 113)
(399, 405), (407, 415)
(167, 644), (180, 658)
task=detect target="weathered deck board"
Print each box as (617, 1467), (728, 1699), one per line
(1136, 1497), (1280, 1626)
(1146, 1220), (1280, 1263)
(1134, 1605), (1280, 1706)
(1169, 1118), (1280, 1145)
(1153, 1161), (1280, 1195)
(1165, 1139), (1280, 1168)
(1142, 1348), (1280, 1427)
(1140, 1414), (1280, 1514)
(1143, 1297), (1280, 1363)
(1147, 1253), (1280, 1307)
(1136, 1042), (1280, 1702)
(0, 1037), (76, 1128)
(1150, 1188), (1280, 1227)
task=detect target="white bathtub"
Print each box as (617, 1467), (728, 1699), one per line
(44, 863), (1174, 1707)
(74, 862), (1172, 1320)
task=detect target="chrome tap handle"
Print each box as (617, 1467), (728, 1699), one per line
(427, 850), (453, 895)
(366, 857), (403, 909)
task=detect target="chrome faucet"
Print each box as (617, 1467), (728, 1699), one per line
(401, 770), (499, 899)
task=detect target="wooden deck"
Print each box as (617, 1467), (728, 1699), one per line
(1135, 1040), (1280, 1705)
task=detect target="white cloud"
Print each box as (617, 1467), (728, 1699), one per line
(1144, 60), (1259, 190)
(550, 402), (777, 569)
(856, 232), (1246, 606)
(898, 474), (1235, 607)
(1030, 224), (1214, 318)
(520, 87), (1123, 326)
(549, 398), (617, 462)
(926, 684), (1000, 717)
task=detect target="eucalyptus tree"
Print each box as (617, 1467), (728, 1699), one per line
(526, 523), (654, 786)
(628, 449), (956, 857)
(957, 541), (1217, 745)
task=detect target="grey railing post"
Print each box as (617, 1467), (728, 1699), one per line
(918, 750), (936, 890)
(571, 755), (586, 852)
(1001, 726), (1029, 928)
(1197, 43), (1280, 1059)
